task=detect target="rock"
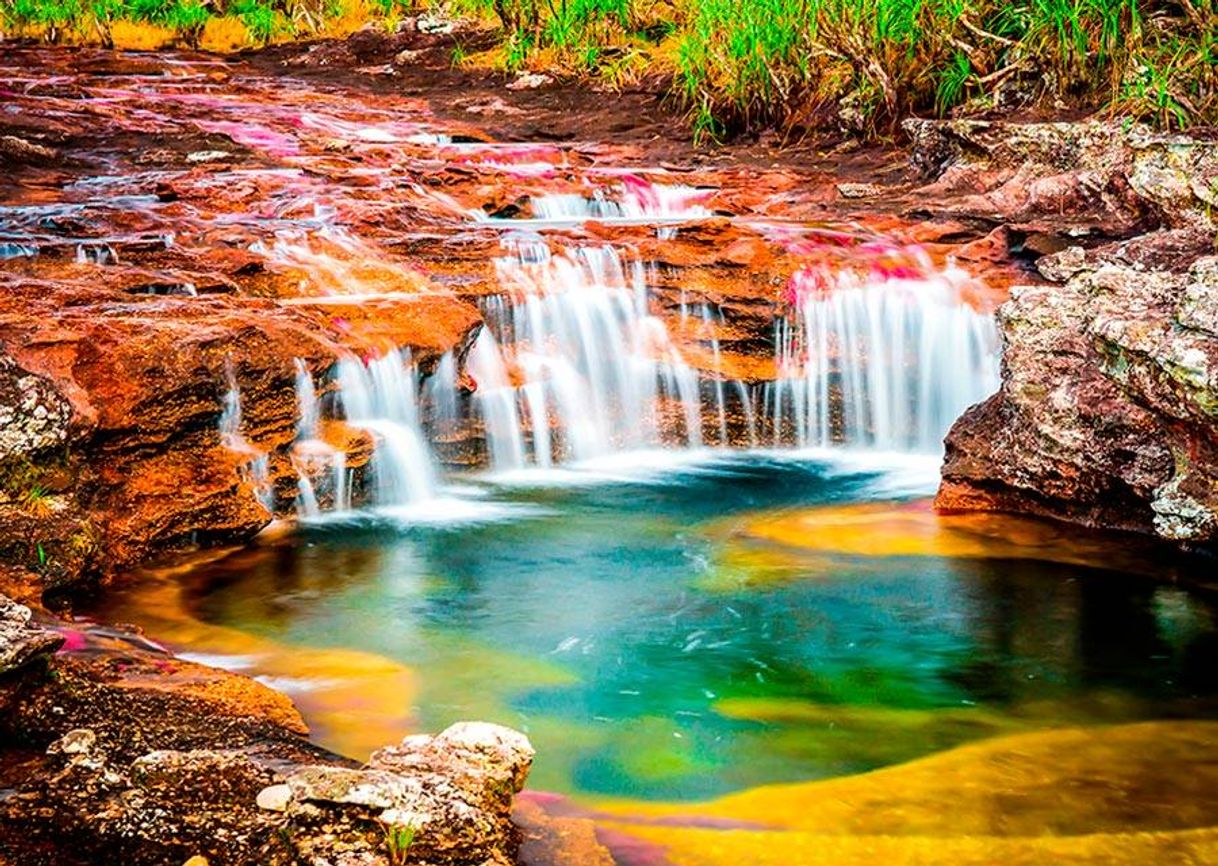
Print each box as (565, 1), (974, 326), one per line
(1151, 475), (1217, 541)
(0, 135), (58, 166)
(287, 765), (416, 809)
(506, 72), (554, 91)
(416, 13), (455, 33)
(938, 256), (1218, 548)
(0, 625), (533, 866)
(901, 119), (1217, 238)
(394, 48), (428, 66)
(0, 353), (73, 461)
(256, 783), (292, 812)
(0, 595), (63, 673)
(47, 727), (98, 757)
(1127, 132), (1218, 230)
(371, 721), (535, 813)
(1036, 245), (1087, 282)
(836, 182), (882, 199)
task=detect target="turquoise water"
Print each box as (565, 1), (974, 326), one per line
(161, 451), (1218, 800)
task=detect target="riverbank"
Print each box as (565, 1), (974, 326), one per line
(5, 1), (1215, 141)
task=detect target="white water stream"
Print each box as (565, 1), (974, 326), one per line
(224, 180), (1001, 518)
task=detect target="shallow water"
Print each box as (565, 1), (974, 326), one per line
(101, 450), (1218, 803)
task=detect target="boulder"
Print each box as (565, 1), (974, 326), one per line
(938, 256), (1218, 548)
(0, 595), (63, 674)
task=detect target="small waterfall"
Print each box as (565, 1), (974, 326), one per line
(337, 350), (437, 505)
(424, 351), (461, 439)
(530, 181), (711, 221)
(771, 267), (1000, 452)
(469, 239), (704, 470)
(291, 359), (349, 517)
(467, 330), (528, 470)
(218, 364), (273, 513)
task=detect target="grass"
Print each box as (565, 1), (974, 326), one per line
(671, 0), (1215, 138)
(0, 0), (414, 49)
(379, 819), (417, 866)
(3, 0), (1214, 137)
(447, 0), (1215, 139)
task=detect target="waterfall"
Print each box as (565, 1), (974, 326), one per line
(469, 239), (704, 470)
(529, 181), (712, 222)
(291, 359), (349, 517)
(770, 268), (1001, 452)
(336, 350), (437, 505)
(218, 364), (273, 513)
(424, 351), (461, 439)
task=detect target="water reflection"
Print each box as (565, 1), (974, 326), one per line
(108, 454), (1218, 801)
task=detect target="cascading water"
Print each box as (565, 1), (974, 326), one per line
(469, 238), (704, 470)
(767, 264), (1001, 452)
(291, 359), (349, 518)
(218, 364), (273, 513)
(336, 350), (437, 506)
(527, 180), (713, 222)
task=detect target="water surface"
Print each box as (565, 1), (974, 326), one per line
(107, 450), (1218, 801)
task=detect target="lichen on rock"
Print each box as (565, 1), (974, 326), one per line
(940, 254), (1218, 549)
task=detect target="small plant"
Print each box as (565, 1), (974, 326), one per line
(379, 818), (417, 866)
(19, 484), (53, 518)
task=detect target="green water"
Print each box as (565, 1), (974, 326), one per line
(164, 452), (1218, 800)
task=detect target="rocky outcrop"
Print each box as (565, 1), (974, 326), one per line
(0, 595), (63, 673)
(938, 255), (1218, 547)
(0, 283), (480, 600)
(0, 594), (533, 866)
(903, 118), (1218, 241)
(915, 119), (1218, 547)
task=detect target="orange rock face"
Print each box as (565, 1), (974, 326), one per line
(0, 44), (1037, 599)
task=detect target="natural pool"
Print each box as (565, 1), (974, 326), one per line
(98, 449), (1218, 809)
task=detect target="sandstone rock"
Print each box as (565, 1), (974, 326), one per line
(371, 722), (535, 813)
(0, 595), (63, 673)
(0, 135), (58, 165)
(939, 256), (1218, 548)
(288, 765), (418, 809)
(902, 119), (1217, 238)
(256, 783), (293, 812)
(1, 629), (534, 866)
(1037, 245), (1087, 282)
(0, 354), (73, 461)
(1127, 132), (1218, 230)
(836, 182), (882, 199)
(46, 727), (98, 757)
(506, 72), (553, 91)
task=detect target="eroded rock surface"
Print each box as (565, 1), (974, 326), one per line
(903, 118), (1218, 241)
(0, 596), (534, 866)
(939, 256), (1218, 547)
(0, 595), (62, 673)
